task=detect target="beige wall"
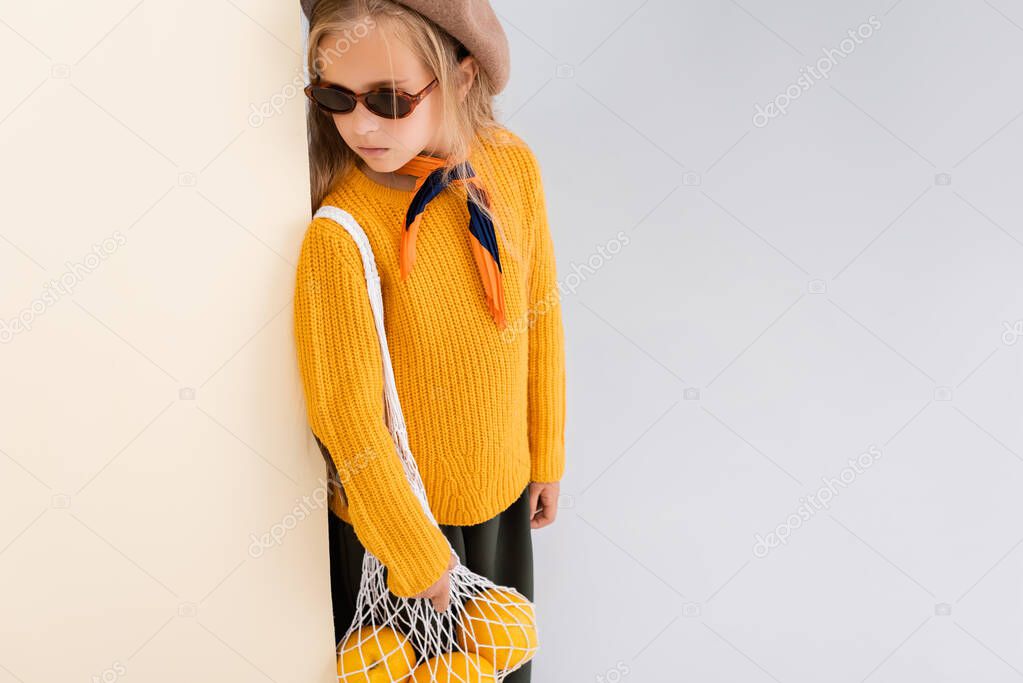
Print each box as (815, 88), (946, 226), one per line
(0, 2), (334, 681)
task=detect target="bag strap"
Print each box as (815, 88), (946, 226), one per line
(312, 205), (438, 525)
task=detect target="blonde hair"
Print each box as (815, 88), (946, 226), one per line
(306, 0), (505, 219)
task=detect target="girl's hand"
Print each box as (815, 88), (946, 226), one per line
(412, 551), (458, 612)
(529, 481), (560, 529)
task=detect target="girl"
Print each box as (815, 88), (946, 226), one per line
(293, 1), (565, 679)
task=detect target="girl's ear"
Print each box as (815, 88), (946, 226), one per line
(456, 55), (480, 102)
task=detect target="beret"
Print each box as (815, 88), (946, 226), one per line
(301, 0), (510, 93)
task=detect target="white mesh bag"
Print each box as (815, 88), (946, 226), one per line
(314, 205), (539, 682)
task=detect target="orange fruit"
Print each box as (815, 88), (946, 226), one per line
(409, 651), (496, 682)
(456, 588), (537, 670)
(337, 625), (417, 682)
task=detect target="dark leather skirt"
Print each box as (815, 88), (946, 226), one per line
(327, 483), (535, 682)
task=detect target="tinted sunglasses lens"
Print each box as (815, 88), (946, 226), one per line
(311, 87), (355, 113)
(364, 91), (413, 118)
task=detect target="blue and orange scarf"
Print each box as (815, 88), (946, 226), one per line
(395, 153), (507, 329)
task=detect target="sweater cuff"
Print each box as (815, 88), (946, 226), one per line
(530, 440), (565, 483)
(381, 517), (452, 598)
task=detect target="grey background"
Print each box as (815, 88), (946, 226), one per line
(492, 1), (1023, 681)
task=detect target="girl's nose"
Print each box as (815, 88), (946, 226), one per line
(348, 102), (379, 136)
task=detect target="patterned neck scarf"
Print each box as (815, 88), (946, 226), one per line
(395, 153), (507, 329)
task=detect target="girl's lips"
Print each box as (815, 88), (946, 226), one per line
(358, 146), (389, 157)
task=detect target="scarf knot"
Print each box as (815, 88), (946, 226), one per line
(396, 153), (507, 329)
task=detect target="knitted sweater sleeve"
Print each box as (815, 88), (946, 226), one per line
(523, 151), (567, 483)
(293, 218), (452, 598)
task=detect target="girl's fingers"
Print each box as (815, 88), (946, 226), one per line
(531, 503), (556, 529)
(431, 577), (451, 612)
(528, 485), (543, 517)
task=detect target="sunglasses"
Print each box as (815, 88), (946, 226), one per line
(304, 78), (439, 119)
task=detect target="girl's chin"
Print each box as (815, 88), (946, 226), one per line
(357, 152), (390, 166)
(360, 156), (412, 174)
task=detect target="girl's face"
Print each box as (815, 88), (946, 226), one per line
(316, 22), (455, 173)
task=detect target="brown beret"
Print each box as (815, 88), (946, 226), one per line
(302, 0), (510, 93)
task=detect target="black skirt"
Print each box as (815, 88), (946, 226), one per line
(328, 483), (535, 682)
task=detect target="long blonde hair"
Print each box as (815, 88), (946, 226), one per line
(306, 0), (504, 217)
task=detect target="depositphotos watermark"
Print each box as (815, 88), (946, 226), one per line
(90, 660), (127, 683)
(247, 446), (381, 557)
(752, 15), (881, 128)
(499, 229), (631, 343)
(595, 660), (631, 683)
(248, 476), (335, 558)
(752, 444), (882, 558)
(0, 230), (127, 344)
(1002, 319), (1023, 345)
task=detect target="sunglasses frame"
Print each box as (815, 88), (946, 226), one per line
(304, 77), (439, 119)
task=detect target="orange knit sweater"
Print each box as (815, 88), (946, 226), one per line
(293, 127), (566, 598)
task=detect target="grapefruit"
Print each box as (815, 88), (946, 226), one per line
(409, 651), (496, 682)
(456, 588), (537, 670)
(337, 624), (417, 682)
